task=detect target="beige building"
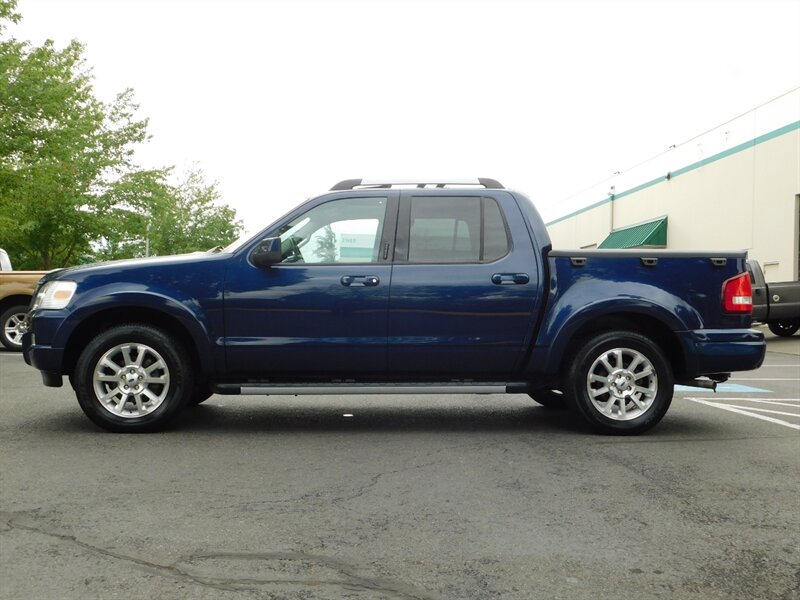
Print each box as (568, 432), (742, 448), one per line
(546, 90), (800, 282)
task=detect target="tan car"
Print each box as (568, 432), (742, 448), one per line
(0, 250), (47, 350)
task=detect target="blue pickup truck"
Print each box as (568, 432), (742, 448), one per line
(22, 178), (765, 434)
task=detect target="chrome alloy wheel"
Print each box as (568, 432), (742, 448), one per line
(92, 343), (170, 418)
(586, 347), (658, 421)
(3, 311), (27, 347)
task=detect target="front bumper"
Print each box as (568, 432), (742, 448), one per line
(22, 325), (65, 388)
(677, 328), (765, 377)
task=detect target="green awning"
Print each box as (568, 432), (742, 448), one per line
(598, 216), (668, 249)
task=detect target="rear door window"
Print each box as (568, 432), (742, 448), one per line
(407, 196), (509, 263)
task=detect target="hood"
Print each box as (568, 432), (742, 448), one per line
(42, 251), (218, 284)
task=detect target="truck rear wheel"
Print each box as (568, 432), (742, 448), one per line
(73, 324), (194, 432)
(564, 331), (673, 435)
(768, 321), (799, 337)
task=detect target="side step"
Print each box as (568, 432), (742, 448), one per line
(213, 382), (530, 396)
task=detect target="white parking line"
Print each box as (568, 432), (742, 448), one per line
(686, 397), (800, 430)
(683, 397), (800, 403)
(713, 398), (800, 408)
(731, 378), (800, 381)
(716, 405), (799, 418)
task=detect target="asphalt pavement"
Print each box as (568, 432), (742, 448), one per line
(1, 328), (798, 599)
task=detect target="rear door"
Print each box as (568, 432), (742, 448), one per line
(387, 191), (541, 378)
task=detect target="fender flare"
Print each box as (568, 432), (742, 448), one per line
(537, 282), (701, 374)
(55, 284), (217, 374)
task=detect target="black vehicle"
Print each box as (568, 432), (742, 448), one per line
(747, 260), (800, 337)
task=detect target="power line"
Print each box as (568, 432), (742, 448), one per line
(550, 86), (800, 209)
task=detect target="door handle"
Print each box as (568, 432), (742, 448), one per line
(341, 275), (380, 287)
(491, 273), (529, 285)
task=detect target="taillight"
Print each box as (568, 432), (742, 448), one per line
(722, 272), (752, 314)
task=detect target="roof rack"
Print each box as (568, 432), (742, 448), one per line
(330, 178), (504, 191)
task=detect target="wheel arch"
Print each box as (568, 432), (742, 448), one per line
(0, 294), (33, 314)
(552, 312), (687, 380)
(62, 306), (212, 384)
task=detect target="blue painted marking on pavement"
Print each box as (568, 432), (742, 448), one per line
(675, 383), (770, 393)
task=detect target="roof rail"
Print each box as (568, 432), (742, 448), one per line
(330, 178), (504, 191)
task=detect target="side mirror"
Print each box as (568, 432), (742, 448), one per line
(250, 237), (282, 268)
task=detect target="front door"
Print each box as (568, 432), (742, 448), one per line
(224, 193), (398, 379)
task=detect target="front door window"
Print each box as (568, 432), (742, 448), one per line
(276, 197), (387, 264)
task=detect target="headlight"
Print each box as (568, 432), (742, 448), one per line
(32, 281), (78, 310)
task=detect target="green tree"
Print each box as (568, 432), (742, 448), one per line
(0, 0), (241, 269)
(0, 0), (18, 28)
(141, 168), (242, 258)
(92, 167), (242, 261)
(92, 168), (176, 261)
(315, 224), (337, 263)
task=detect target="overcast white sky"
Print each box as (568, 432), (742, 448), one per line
(10, 0), (800, 231)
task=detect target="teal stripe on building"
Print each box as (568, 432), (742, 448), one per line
(546, 120), (800, 227)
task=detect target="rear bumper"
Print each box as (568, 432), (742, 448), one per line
(678, 328), (765, 376)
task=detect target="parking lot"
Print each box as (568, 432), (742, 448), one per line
(1, 328), (798, 600)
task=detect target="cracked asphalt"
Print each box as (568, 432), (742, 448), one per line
(1, 332), (798, 599)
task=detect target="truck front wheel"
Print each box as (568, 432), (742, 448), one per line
(1, 304), (29, 351)
(768, 321), (799, 337)
(564, 331), (673, 435)
(73, 324), (194, 432)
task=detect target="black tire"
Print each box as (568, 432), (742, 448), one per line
(0, 304), (29, 351)
(73, 324), (194, 432)
(563, 331), (674, 435)
(768, 321), (800, 337)
(528, 389), (567, 409)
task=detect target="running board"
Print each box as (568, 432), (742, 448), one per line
(213, 382), (530, 396)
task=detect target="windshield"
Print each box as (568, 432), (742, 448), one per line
(219, 231), (255, 254)
(217, 213), (319, 256)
